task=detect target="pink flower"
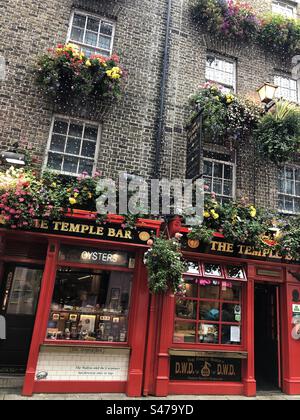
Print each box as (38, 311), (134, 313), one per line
(19, 198), (25, 203)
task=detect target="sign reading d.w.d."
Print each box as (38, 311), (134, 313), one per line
(170, 356), (242, 382)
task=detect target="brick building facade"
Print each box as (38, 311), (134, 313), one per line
(0, 0), (299, 212)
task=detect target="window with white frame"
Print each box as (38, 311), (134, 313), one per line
(278, 166), (300, 214)
(206, 55), (236, 92)
(45, 117), (100, 176)
(272, 1), (296, 18)
(274, 75), (299, 103)
(68, 11), (115, 57)
(203, 152), (236, 203)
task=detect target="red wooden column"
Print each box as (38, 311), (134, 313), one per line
(243, 264), (256, 397)
(22, 240), (59, 397)
(282, 267), (300, 395)
(126, 249), (151, 397)
(154, 292), (174, 397)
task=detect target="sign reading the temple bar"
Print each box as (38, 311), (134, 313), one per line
(170, 356), (242, 382)
(31, 219), (154, 245)
(186, 111), (203, 180)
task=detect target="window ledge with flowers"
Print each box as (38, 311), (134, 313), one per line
(191, 0), (300, 57)
(35, 43), (125, 106)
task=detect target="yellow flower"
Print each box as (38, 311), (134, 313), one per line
(69, 197), (77, 205)
(88, 192), (93, 199)
(74, 193), (79, 198)
(211, 210), (220, 220)
(51, 182), (57, 188)
(250, 206), (257, 218)
(106, 66), (122, 80)
(86, 60), (92, 67)
(0, 216), (5, 225)
(204, 211), (210, 218)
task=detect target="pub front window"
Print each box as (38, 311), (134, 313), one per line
(174, 262), (246, 346)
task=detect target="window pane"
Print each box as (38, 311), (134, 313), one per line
(66, 137), (81, 155)
(176, 299), (197, 320)
(199, 324), (219, 344)
(100, 22), (113, 36)
(204, 161), (213, 176)
(226, 266), (244, 279)
(224, 165), (233, 180)
(222, 303), (241, 322)
(184, 280), (198, 298)
(84, 126), (98, 141)
(213, 163), (223, 178)
(53, 120), (68, 135)
(223, 180), (233, 197)
(87, 17), (100, 32)
(7, 268), (43, 315)
(204, 264), (222, 277)
(203, 177), (212, 191)
(63, 156), (78, 174)
(221, 283), (242, 302)
(85, 31), (98, 46)
(73, 14), (86, 28)
(213, 179), (222, 195)
(222, 325), (241, 345)
(174, 321), (196, 343)
(98, 35), (111, 50)
(186, 261), (200, 274)
(69, 123), (83, 138)
(71, 27), (84, 43)
(50, 134), (65, 153)
(82, 141), (96, 158)
(79, 159), (94, 175)
(47, 268), (133, 343)
(199, 280), (220, 299)
(199, 301), (220, 321)
(47, 153), (63, 171)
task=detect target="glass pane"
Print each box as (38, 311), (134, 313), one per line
(66, 137), (81, 155)
(213, 179), (222, 195)
(53, 120), (68, 135)
(226, 266), (244, 279)
(47, 153), (63, 171)
(204, 264), (222, 277)
(98, 35), (111, 50)
(213, 163), (223, 178)
(223, 180), (233, 197)
(199, 323), (219, 344)
(50, 134), (65, 153)
(221, 283), (242, 302)
(7, 268), (43, 315)
(71, 27), (84, 43)
(222, 303), (241, 323)
(73, 14), (86, 28)
(199, 280), (220, 299)
(63, 156), (78, 174)
(84, 126), (98, 141)
(203, 177), (212, 192)
(82, 141), (96, 158)
(78, 159), (94, 175)
(82, 46), (97, 58)
(176, 299), (197, 320)
(47, 268), (133, 343)
(69, 123), (83, 138)
(199, 301), (220, 321)
(87, 17), (100, 32)
(186, 261), (200, 274)
(204, 161), (213, 176)
(184, 279), (198, 298)
(174, 321), (196, 344)
(224, 165), (233, 180)
(100, 22), (113, 36)
(85, 31), (98, 47)
(222, 325), (241, 345)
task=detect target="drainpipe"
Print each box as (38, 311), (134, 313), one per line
(153, 0), (172, 179)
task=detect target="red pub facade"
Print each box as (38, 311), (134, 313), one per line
(0, 214), (300, 398)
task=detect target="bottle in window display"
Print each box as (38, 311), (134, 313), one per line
(119, 327), (127, 343)
(71, 323), (78, 340)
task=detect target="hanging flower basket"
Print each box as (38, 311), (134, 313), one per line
(35, 43), (125, 104)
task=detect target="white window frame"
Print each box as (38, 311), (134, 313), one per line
(43, 115), (102, 177)
(274, 75), (299, 103)
(278, 165), (300, 215)
(205, 54), (237, 93)
(203, 156), (237, 203)
(272, 1), (297, 18)
(67, 10), (116, 57)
